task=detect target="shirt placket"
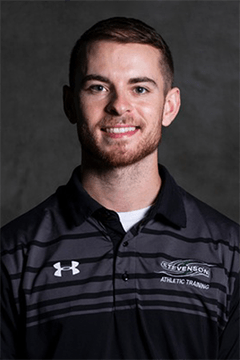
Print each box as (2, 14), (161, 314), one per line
(97, 209), (137, 308)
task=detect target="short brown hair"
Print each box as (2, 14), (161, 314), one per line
(69, 17), (174, 93)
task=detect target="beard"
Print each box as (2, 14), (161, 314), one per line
(77, 114), (163, 168)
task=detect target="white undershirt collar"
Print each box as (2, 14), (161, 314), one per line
(117, 205), (152, 232)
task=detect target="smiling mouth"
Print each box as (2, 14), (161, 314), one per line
(101, 125), (140, 133)
(105, 126), (138, 134)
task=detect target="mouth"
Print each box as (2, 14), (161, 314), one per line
(101, 126), (140, 138)
(104, 126), (137, 134)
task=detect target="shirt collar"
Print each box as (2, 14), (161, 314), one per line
(56, 167), (102, 227)
(56, 165), (186, 229)
(150, 165), (187, 228)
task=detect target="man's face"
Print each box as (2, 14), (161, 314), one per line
(74, 41), (170, 167)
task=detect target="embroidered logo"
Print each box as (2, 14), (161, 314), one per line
(53, 261), (80, 277)
(155, 259), (214, 278)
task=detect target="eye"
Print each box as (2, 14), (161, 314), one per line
(90, 84), (107, 92)
(134, 86), (149, 94)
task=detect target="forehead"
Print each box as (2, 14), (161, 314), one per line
(84, 40), (163, 80)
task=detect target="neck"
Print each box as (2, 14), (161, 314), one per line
(80, 152), (161, 212)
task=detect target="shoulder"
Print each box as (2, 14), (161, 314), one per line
(1, 193), (60, 254)
(180, 187), (239, 247)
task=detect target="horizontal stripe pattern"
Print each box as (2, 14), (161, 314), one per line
(26, 297), (219, 327)
(1, 165), (239, 359)
(3, 227), (237, 330)
(142, 228), (240, 252)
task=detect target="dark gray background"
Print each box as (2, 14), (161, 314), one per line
(1, 1), (239, 226)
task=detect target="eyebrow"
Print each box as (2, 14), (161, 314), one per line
(81, 74), (111, 85)
(81, 74), (158, 88)
(128, 77), (158, 88)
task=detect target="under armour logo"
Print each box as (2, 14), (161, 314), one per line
(53, 261), (80, 277)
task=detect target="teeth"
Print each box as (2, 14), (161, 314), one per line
(106, 127), (136, 134)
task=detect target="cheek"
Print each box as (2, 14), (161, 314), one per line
(137, 103), (162, 125)
(80, 96), (105, 121)
(136, 95), (164, 118)
(77, 102), (97, 128)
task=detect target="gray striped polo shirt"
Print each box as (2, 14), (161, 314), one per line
(1, 165), (239, 359)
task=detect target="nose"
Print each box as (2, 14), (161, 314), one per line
(105, 89), (132, 116)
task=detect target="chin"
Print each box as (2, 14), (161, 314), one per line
(79, 129), (162, 169)
(83, 145), (159, 169)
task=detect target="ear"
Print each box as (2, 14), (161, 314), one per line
(63, 85), (77, 124)
(162, 87), (181, 127)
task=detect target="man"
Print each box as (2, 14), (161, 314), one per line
(1, 17), (239, 359)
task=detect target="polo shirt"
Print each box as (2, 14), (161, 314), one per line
(1, 165), (239, 359)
